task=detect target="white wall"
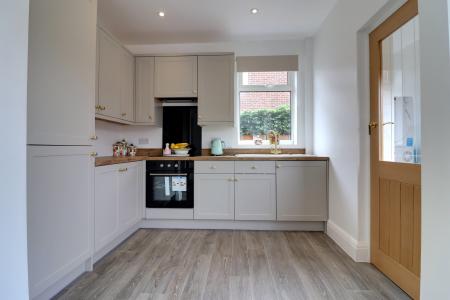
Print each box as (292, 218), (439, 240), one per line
(313, 0), (391, 260)
(419, 0), (450, 297)
(95, 38), (313, 155)
(0, 1), (30, 299)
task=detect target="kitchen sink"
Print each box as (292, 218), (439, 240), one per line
(234, 153), (310, 158)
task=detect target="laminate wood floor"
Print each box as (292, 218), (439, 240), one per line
(55, 229), (410, 300)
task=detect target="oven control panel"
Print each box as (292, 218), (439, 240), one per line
(147, 160), (193, 172)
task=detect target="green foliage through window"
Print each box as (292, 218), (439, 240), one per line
(240, 105), (291, 137)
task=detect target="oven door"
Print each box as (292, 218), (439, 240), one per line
(146, 172), (193, 208)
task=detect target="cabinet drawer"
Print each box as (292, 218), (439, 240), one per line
(195, 161), (234, 174)
(235, 161), (276, 174)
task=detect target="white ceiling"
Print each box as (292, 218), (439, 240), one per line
(98, 0), (337, 45)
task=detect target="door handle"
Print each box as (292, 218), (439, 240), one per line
(368, 121), (378, 135)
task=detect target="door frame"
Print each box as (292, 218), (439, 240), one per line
(369, 0), (420, 298)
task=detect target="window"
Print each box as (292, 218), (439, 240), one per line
(238, 71), (297, 145)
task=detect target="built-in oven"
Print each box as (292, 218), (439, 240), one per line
(146, 160), (194, 209)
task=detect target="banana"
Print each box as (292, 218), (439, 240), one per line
(170, 143), (190, 149)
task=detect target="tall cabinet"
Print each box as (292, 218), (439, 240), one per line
(27, 0), (97, 299)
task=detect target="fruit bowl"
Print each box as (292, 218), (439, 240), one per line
(173, 148), (190, 155)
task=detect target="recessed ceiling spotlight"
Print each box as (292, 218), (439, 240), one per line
(158, 11), (165, 17)
(250, 8), (259, 14)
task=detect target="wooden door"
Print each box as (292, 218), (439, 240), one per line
(370, 1), (421, 298)
(235, 174), (276, 221)
(198, 55), (235, 126)
(194, 174), (235, 220)
(276, 161), (328, 221)
(154, 56), (198, 98)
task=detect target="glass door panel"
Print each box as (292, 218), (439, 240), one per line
(380, 16), (421, 163)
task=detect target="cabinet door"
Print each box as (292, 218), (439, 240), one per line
(155, 56), (198, 98)
(194, 174), (235, 220)
(97, 29), (121, 119)
(27, 0), (96, 145)
(198, 55), (235, 126)
(119, 51), (135, 122)
(118, 163), (141, 232)
(27, 146), (93, 298)
(276, 161), (328, 221)
(94, 165), (119, 252)
(235, 174), (276, 221)
(135, 57), (162, 125)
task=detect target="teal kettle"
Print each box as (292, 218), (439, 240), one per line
(211, 138), (225, 156)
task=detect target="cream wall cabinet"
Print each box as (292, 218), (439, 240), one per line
(27, 0), (97, 145)
(96, 28), (135, 124)
(198, 55), (235, 126)
(120, 50), (135, 122)
(135, 57), (162, 126)
(276, 161), (328, 221)
(154, 56), (198, 98)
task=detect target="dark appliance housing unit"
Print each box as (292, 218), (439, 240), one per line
(146, 160), (194, 209)
(162, 105), (202, 156)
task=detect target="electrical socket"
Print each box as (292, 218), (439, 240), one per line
(138, 138), (149, 145)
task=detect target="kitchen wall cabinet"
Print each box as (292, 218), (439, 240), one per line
(194, 174), (235, 220)
(27, 0), (97, 145)
(94, 162), (144, 253)
(276, 161), (328, 221)
(135, 57), (162, 126)
(198, 55), (235, 126)
(27, 146), (94, 299)
(235, 174), (276, 221)
(120, 50), (135, 122)
(154, 56), (198, 98)
(96, 28), (135, 124)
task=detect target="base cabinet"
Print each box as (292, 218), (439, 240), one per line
(94, 162), (143, 253)
(194, 174), (235, 220)
(276, 161), (328, 221)
(27, 146), (94, 299)
(235, 174), (276, 221)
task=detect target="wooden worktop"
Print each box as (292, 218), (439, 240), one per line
(95, 151), (329, 167)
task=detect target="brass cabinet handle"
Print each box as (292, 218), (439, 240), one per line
(100, 105), (106, 111)
(90, 152), (98, 157)
(90, 135), (98, 140)
(118, 168), (128, 172)
(251, 166), (257, 170)
(234, 178), (239, 182)
(121, 113), (127, 117)
(276, 164), (281, 169)
(228, 178), (234, 182)
(95, 105), (101, 110)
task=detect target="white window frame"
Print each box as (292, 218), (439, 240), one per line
(237, 71), (298, 146)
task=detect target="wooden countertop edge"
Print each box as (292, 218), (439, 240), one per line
(96, 155), (329, 167)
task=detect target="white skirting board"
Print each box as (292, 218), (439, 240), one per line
(326, 220), (370, 262)
(141, 219), (325, 231)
